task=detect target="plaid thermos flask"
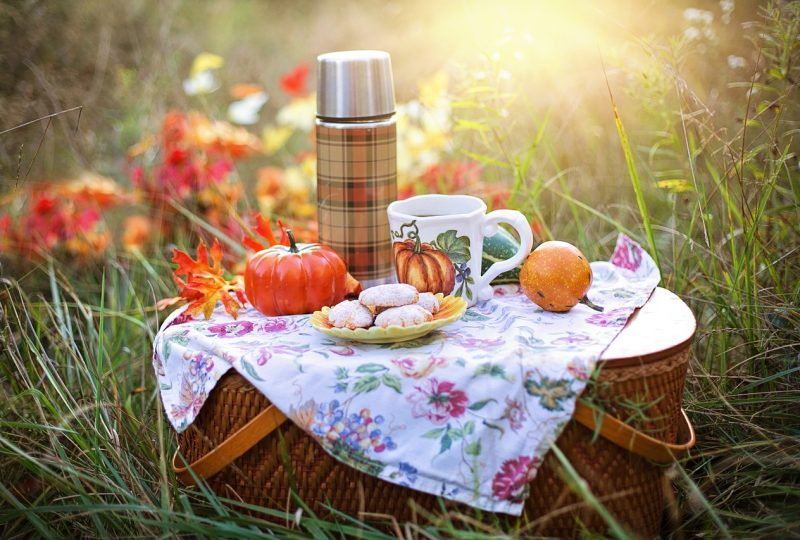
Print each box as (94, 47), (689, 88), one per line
(316, 50), (397, 287)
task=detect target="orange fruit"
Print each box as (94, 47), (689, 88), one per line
(519, 241), (603, 312)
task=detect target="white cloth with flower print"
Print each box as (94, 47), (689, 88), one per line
(154, 234), (659, 515)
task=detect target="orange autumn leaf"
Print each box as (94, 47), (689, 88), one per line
(160, 238), (246, 319)
(243, 214), (291, 252)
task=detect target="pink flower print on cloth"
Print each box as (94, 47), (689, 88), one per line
(610, 234), (644, 272)
(586, 307), (629, 327)
(492, 456), (539, 503)
(260, 318), (296, 333)
(392, 356), (447, 379)
(207, 320), (255, 338)
(502, 398), (527, 432)
(407, 378), (469, 425)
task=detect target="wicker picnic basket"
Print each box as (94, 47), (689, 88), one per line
(174, 289), (696, 537)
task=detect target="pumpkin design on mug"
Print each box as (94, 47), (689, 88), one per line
(392, 220), (472, 297)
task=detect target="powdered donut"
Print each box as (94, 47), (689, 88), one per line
(359, 283), (419, 308)
(374, 304), (433, 328)
(415, 292), (440, 314)
(327, 300), (374, 329)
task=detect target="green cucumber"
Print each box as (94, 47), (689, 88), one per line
(481, 227), (528, 284)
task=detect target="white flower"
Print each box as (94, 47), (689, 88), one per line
(183, 52), (224, 96)
(182, 70), (220, 96)
(276, 94), (316, 131)
(684, 27), (701, 41)
(720, 0), (734, 23)
(227, 91), (268, 125)
(683, 8), (713, 24)
(727, 55), (746, 69)
(720, 0), (734, 13)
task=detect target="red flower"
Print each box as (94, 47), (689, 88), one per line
(419, 160), (481, 193)
(32, 195), (58, 214)
(280, 63), (310, 97)
(407, 378), (468, 425)
(161, 111), (187, 147)
(492, 456), (537, 502)
(208, 159), (233, 181)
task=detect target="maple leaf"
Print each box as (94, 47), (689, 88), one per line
(159, 238), (245, 319)
(242, 214), (290, 252)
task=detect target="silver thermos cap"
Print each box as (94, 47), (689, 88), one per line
(316, 50), (395, 120)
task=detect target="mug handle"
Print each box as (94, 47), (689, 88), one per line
(476, 210), (534, 301)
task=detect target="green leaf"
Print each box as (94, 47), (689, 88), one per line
(465, 439), (482, 456)
(439, 434), (453, 454)
(334, 367), (349, 380)
(382, 374), (402, 393)
(483, 420), (506, 436)
(449, 428), (463, 440)
(474, 363), (510, 381)
(356, 363), (388, 374)
(432, 229), (471, 264)
(465, 285), (473, 300)
(462, 311), (490, 322)
(423, 427), (445, 439)
(241, 360), (265, 382)
(352, 375), (381, 394)
(464, 421), (475, 435)
(467, 398), (496, 411)
(455, 282), (465, 298)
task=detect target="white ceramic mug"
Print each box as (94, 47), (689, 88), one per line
(387, 194), (533, 306)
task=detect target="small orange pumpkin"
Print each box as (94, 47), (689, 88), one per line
(245, 230), (361, 316)
(393, 239), (456, 295)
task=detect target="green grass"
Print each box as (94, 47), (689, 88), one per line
(1, 1), (799, 538)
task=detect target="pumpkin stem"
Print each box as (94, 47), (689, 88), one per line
(580, 295), (604, 312)
(286, 229), (300, 253)
(413, 235), (422, 254)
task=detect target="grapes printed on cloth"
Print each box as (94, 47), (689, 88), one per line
(154, 234), (660, 515)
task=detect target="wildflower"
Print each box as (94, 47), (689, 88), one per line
(187, 112), (262, 159)
(262, 125), (293, 155)
(727, 55), (746, 69)
(121, 216), (152, 252)
(61, 172), (130, 208)
(276, 94), (316, 131)
(280, 63), (310, 97)
(684, 27), (701, 41)
(227, 85), (269, 125)
(183, 52), (224, 96)
(683, 8), (713, 25)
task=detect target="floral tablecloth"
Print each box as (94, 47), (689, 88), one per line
(154, 234), (660, 515)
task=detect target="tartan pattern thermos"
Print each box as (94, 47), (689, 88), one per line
(316, 51), (397, 286)
(317, 122), (397, 283)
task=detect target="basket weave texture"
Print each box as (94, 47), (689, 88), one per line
(178, 346), (690, 536)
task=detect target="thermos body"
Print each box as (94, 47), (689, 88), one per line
(316, 117), (397, 285)
(316, 50), (397, 287)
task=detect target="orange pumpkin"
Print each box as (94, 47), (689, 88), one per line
(393, 239), (456, 295)
(245, 230), (361, 316)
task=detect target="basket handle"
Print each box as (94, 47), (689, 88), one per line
(172, 400), (694, 484)
(173, 403), (288, 486)
(573, 400), (695, 464)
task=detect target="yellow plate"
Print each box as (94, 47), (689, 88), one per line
(310, 294), (467, 344)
